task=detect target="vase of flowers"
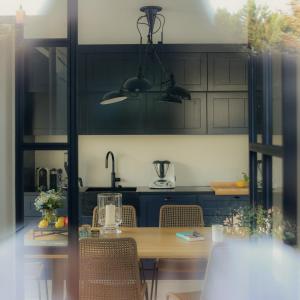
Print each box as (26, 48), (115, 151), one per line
(34, 190), (64, 225)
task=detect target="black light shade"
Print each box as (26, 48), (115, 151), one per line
(100, 90), (128, 105)
(123, 66), (152, 93)
(166, 85), (191, 100)
(160, 93), (182, 103)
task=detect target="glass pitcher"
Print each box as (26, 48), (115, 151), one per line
(97, 193), (122, 234)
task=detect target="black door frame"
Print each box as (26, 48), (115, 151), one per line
(15, 0), (79, 298)
(248, 51), (298, 244)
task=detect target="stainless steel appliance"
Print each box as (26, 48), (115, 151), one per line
(36, 167), (50, 191)
(149, 160), (176, 189)
(49, 168), (58, 190)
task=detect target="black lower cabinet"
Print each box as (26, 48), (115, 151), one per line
(79, 191), (249, 226)
(139, 194), (249, 226)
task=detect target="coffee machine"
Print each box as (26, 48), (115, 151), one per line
(149, 160), (176, 189)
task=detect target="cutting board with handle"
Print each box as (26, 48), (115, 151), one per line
(211, 182), (249, 196)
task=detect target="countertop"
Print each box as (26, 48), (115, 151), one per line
(80, 186), (213, 193)
(136, 186), (213, 193)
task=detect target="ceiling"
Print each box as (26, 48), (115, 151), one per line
(78, 0), (248, 44)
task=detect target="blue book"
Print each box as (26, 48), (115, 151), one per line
(176, 231), (205, 241)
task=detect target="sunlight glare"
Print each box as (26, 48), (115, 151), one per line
(0, 0), (50, 16)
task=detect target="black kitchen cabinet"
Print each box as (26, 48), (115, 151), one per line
(144, 93), (207, 134)
(78, 92), (146, 134)
(207, 92), (248, 134)
(76, 46), (248, 135)
(79, 190), (249, 227)
(84, 52), (137, 92)
(139, 193), (249, 226)
(161, 53), (208, 91)
(208, 53), (248, 91)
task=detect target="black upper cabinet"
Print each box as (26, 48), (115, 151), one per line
(144, 92), (207, 134)
(84, 53), (137, 92)
(207, 92), (248, 134)
(71, 46), (249, 135)
(79, 93), (146, 134)
(208, 53), (248, 91)
(161, 53), (208, 91)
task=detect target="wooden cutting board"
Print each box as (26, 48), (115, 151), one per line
(211, 182), (249, 196)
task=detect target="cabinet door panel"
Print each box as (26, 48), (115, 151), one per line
(162, 53), (207, 91)
(145, 93), (207, 134)
(208, 53), (248, 91)
(80, 93), (146, 134)
(85, 53), (136, 92)
(184, 93), (207, 133)
(207, 92), (248, 134)
(145, 95), (185, 131)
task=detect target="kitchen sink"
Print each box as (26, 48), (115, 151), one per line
(85, 187), (137, 192)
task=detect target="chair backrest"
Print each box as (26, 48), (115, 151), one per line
(80, 237), (142, 300)
(92, 205), (137, 227)
(159, 204), (204, 227)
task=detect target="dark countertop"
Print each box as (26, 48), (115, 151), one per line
(136, 186), (213, 193)
(80, 186), (213, 193)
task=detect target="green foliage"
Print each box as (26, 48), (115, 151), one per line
(215, 0), (300, 52)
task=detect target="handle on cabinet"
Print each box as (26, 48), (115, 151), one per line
(164, 197), (171, 202)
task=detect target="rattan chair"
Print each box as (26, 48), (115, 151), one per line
(159, 205), (204, 228)
(166, 291), (201, 300)
(80, 237), (148, 300)
(152, 205), (205, 300)
(92, 205), (137, 227)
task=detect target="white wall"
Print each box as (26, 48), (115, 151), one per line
(77, 135), (249, 187)
(0, 25), (15, 239)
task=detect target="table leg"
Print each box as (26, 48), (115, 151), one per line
(52, 259), (66, 300)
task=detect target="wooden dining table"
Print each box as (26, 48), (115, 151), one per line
(25, 226), (214, 299)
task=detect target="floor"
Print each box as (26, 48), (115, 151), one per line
(25, 280), (203, 300)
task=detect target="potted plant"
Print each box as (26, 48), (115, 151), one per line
(34, 189), (64, 226)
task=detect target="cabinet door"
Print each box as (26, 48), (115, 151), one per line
(79, 93), (146, 134)
(208, 53), (248, 91)
(85, 53), (136, 92)
(207, 92), (248, 134)
(162, 53), (207, 91)
(145, 93), (207, 134)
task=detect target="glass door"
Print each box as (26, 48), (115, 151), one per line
(249, 51), (298, 244)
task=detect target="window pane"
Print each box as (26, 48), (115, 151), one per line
(272, 157), (283, 240)
(23, 46), (67, 143)
(24, 0), (67, 39)
(23, 150), (68, 243)
(257, 152), (263, 204)
(255, 55), (263, 143)
(272, 52), (283, 146)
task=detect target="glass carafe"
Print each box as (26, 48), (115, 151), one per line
(97, 193), (122, 234)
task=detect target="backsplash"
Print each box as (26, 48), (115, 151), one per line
(78, 135), (248, 187)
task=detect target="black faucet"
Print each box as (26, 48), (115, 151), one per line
(105, 151), (120, 188)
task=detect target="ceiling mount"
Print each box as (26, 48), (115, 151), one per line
(140, 6), (162, 37)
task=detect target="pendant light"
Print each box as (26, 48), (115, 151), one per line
(100, 90), (128, 105)
(100, 6), (191, 105)
(165, 74), (191, 100)
(123, 66), (152, 93)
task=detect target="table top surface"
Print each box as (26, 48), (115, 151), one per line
(25, 227), (213, 259)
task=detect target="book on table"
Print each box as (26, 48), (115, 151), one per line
(176, 231), (205, 241)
